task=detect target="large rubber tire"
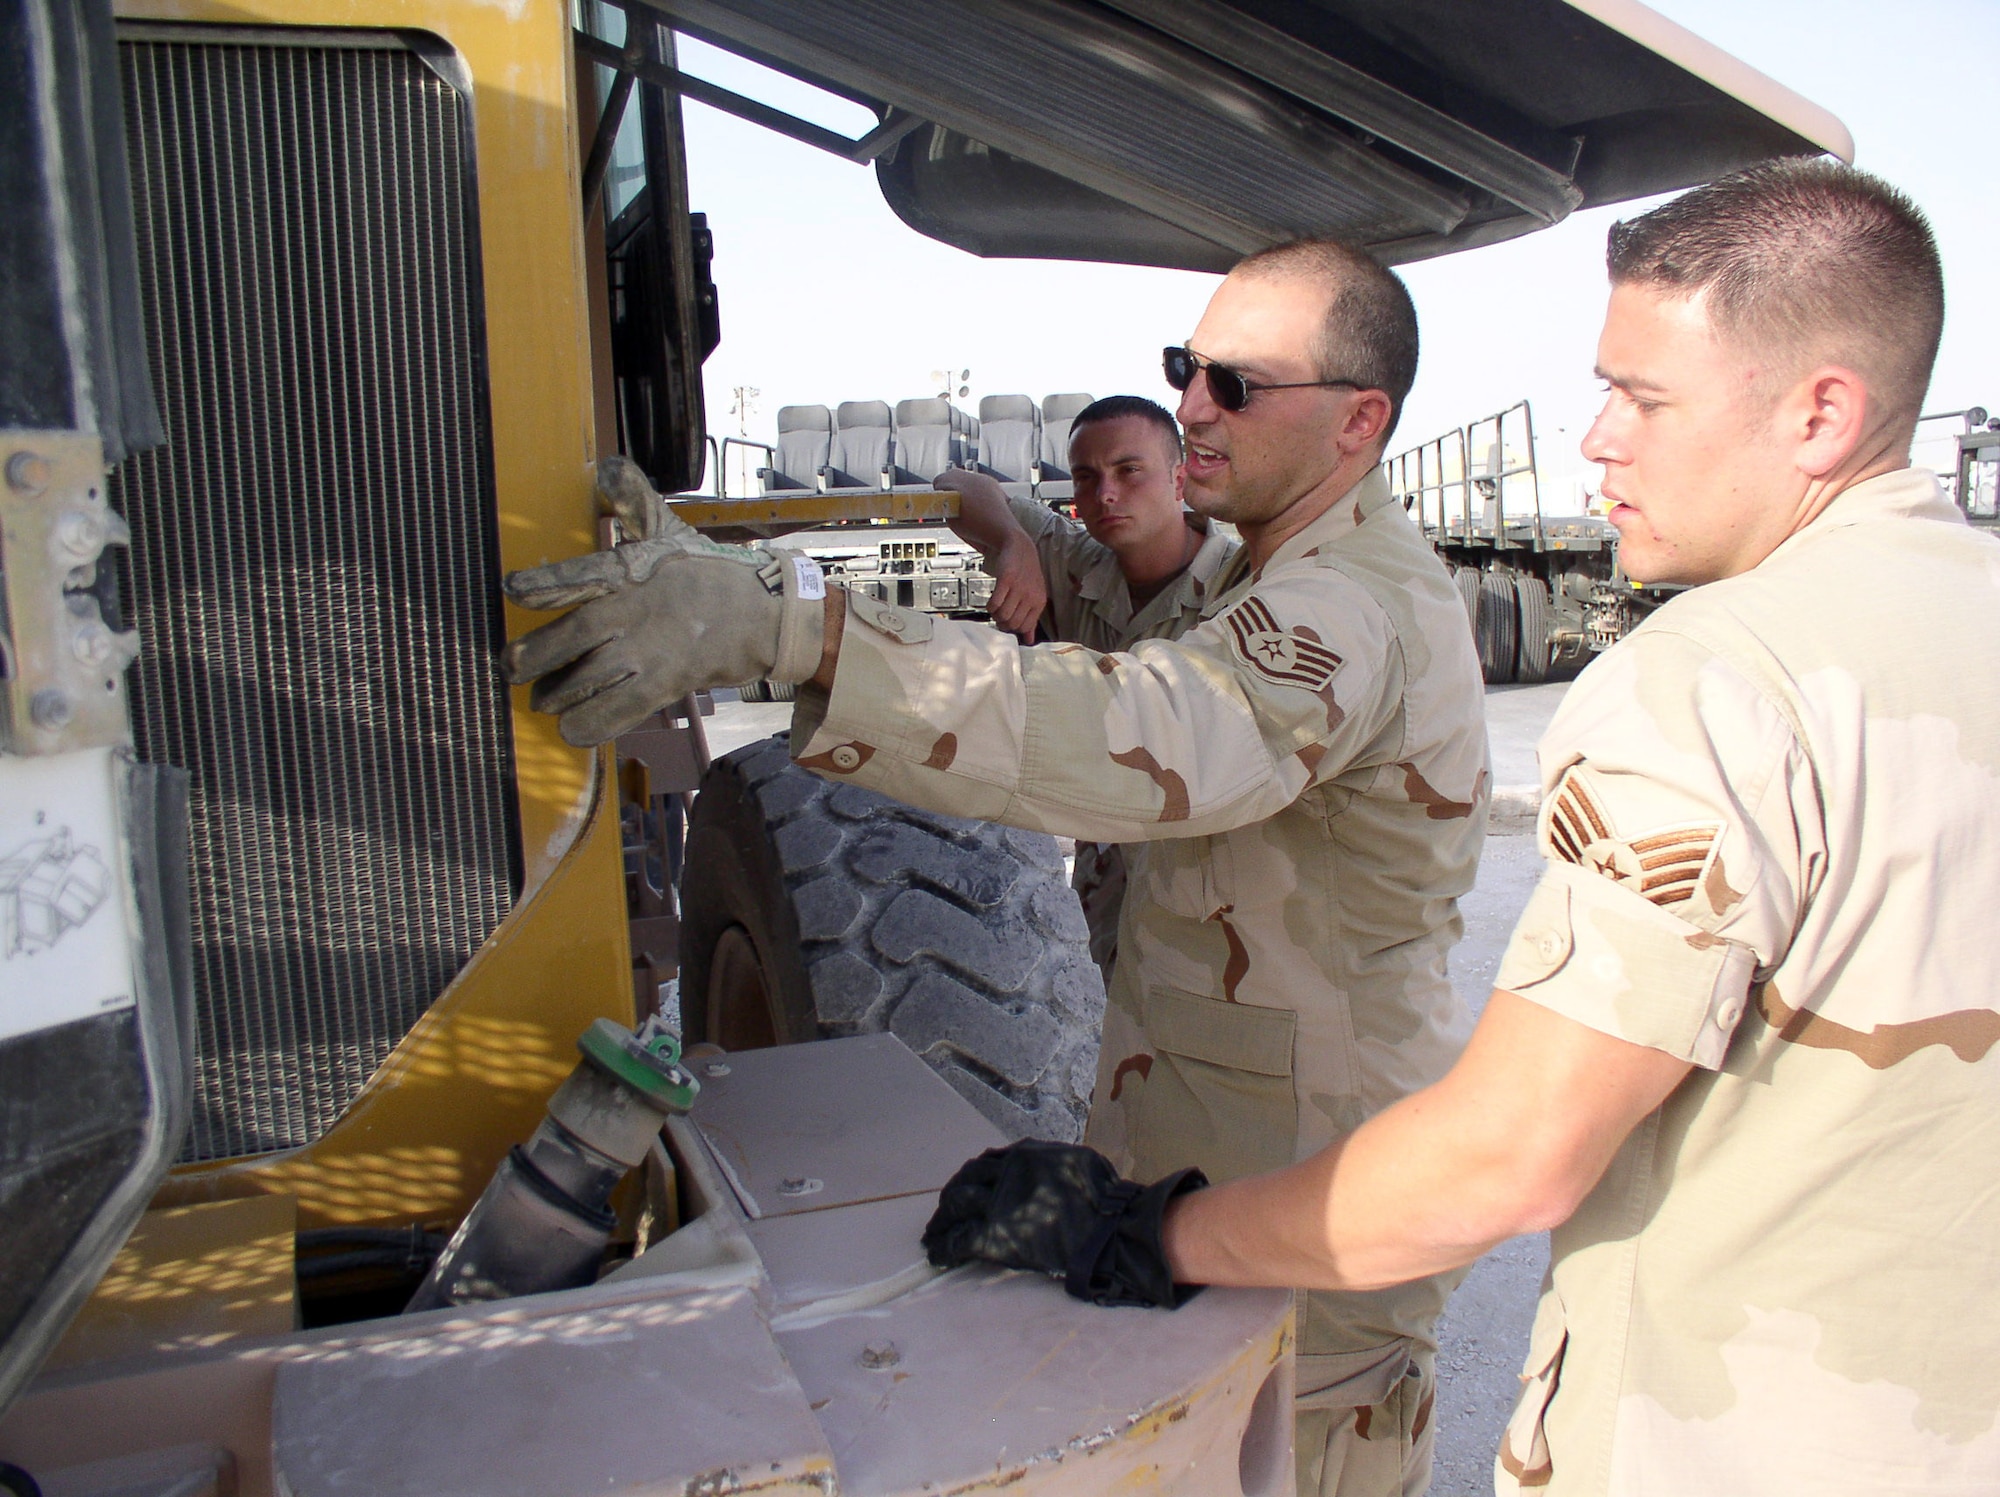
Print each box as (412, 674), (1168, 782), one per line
(1476, 570), (1519, 685)
(678, 734), (1105, 1141)
(1453, 565), (1482, 641)
(735, 678), (772, 703)
(1513, 573), (1553, 684)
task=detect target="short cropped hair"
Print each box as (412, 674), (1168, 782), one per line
(1231, 238), (1420, 444)
(1606, 158), (1943, 425)
(1069, 394), (1183, 460)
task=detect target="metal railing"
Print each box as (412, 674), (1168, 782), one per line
(718, 435), (772, 499)
(1388, 399), (1545, 550)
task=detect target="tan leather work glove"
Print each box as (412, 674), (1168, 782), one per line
(500, 457), (826, 746)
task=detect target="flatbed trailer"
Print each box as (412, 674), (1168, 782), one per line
(1389, 400), (1675, 683)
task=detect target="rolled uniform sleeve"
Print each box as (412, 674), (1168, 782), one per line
(1496, 629), (1817, 1068)
(1003, 495), (1105, 642)
(792, 567), (1402, 845)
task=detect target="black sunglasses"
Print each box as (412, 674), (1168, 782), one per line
(1163, 346), (1364, 413)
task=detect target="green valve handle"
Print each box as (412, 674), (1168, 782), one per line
(577, 1017), (699, 1114)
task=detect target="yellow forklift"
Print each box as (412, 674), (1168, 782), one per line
(0, 2), (1847, 1491)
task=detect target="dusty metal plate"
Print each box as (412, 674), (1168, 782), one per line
(273, 1284), (834, 1497)
(690, 1033), (1005, 1219)
(745, 1192), (937, 1314)
(776, 1268), (1294, 1496)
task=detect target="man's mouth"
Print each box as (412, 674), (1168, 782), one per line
(1185, 440), (1226, 476)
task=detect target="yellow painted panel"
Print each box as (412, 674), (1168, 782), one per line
(116, 0), (637, 1225)
(671, 490), (962, 535)
(155, 749), (629, 1227)
(43, 1196), (299, 1371)
(118, 0), (606, 892)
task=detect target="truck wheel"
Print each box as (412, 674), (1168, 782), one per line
(1513, 574), (1553, 684)
(1477, 570), (1519, 685)
(678, 734), (1105, 1141)
(735, 678), (771, 703)
(1453, 565), (1482, 639)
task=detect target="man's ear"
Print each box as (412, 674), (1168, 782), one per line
(1785, 364), (1871, 479)
(1338, 390), (1395, 458)
(1171, 460), (1187, 504)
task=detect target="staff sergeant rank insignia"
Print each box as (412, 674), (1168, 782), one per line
(1223, 596), (1344, 690)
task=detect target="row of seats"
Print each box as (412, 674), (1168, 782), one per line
(762, 393), (1095, 502)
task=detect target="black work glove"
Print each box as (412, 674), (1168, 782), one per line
(922, 1140), (1207, 1309)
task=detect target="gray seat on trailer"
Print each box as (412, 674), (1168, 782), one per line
(1037, 392), (1093, 502)
(889, 397), (957, 488)
(977, 394), (1040, 500)
(762, 404), (833, 493)
(824, 400), (894, 493)
(950, 404), (980, 470)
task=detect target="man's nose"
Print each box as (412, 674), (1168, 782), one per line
(1579, 401), (1621, 465)
(1175, 373), (1218, 428)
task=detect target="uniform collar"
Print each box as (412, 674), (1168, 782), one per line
(1767, 466), (1962, 566)
(1079, 515), (1236, 621)
(1155, 516), (1237, 618)
(1807, 465), (1959, 528)
(1206, 466), (1395, 605)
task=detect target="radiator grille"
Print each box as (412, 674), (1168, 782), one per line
(113, 33), (519, 1162)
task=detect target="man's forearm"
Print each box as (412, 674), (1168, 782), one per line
(1162, 1085), (1530, 1292)
(1162, 990), (1692, 1292)
(945, 475), (1031, 562)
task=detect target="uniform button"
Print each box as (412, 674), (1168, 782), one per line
(830, 745), (861, 771)
(1535, 931), (1563, 962)
(880, 613), (905, 634)
(1717, 999), (1743, 1027)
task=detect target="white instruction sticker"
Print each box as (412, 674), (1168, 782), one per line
(0, 747), (139, 1041)
(792, 554), (827, 601)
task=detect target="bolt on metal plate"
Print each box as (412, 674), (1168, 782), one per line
(0, 431), (138, 755)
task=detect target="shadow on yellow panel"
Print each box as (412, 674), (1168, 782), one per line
(46, 1198), (300, 1372)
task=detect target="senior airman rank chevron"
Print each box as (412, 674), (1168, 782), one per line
(1547, 769), (1721, 908)
(1223, 596), (1344, 690)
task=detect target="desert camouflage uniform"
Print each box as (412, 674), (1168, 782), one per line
(1003, 494), (1237, 974)
(1492, 467), (2000, 1494)
(796, 469), (1488, 1496)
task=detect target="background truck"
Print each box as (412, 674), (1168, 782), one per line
(0, 2), (1847, 1492)
(1393, 395), (2000, 686)
(1388, 399), (1666, 684)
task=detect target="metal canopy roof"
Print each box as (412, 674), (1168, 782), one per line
(636, 0), (1850, 272)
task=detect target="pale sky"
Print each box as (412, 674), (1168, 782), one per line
(678, 1), (1998, 508)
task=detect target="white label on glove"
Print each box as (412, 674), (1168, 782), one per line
(791, 555), (826, 601)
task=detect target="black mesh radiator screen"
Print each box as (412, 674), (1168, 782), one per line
(112, 32), (520, 1162)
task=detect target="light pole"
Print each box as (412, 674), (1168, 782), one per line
(727, 385), (760, 498)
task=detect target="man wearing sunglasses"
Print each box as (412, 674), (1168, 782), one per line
(501, 237), (1489, 1497)
(935, 395), (1238, 983)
